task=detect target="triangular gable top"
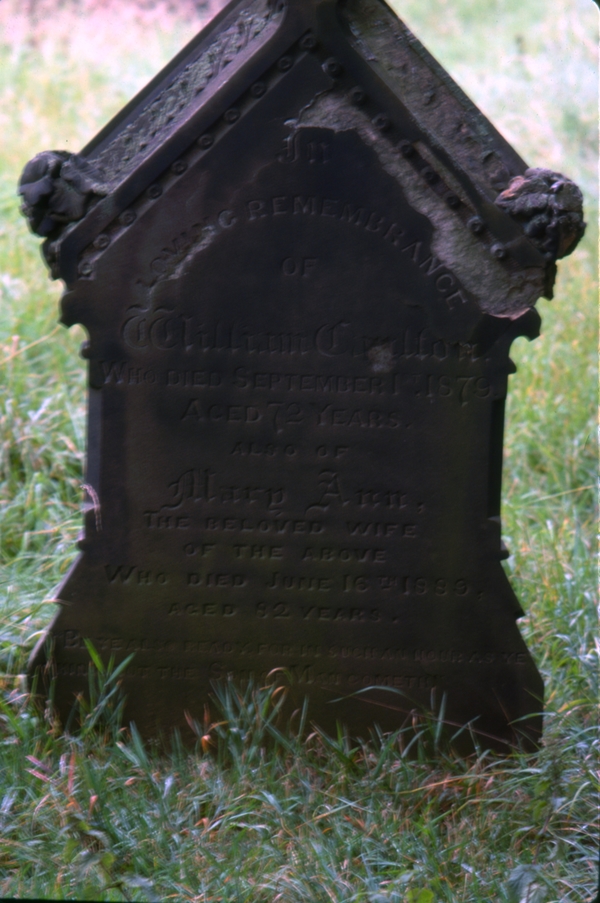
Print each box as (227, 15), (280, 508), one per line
(19, 0), (584, 318)
(81, 0), (525, 200)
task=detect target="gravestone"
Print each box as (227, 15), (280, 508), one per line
(20, 0), (584, 751)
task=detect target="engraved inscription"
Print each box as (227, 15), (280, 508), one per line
(233, 544), (283, 559)
(105, 565), (168, 584)
(100, 362), (496, 405)
(159, 469), (287, 512)
(118, 313), (484, 360)
(100, 362), (222, 387)
(144, 514), (191, 529)
(266, 572), (333, 591)
(60, 631), (531, 667)
(204, 518), (324, 534)
(187, 572), (247, 588)
(345, 522), (413, 537)
(397, 373), (491, 404)
(301, 547), (386, 563)
(230, 442), (297, 457)
(278, 133), (331, 165)
(182, 400), (263, 422)
(168, 602), (237, 617)
(281, 257), (318, 277)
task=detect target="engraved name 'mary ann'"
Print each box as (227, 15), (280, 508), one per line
(19, 0), (584, 751)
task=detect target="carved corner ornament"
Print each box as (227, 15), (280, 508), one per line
(18, 151), (107, 277)
(494, 168), (585, 299)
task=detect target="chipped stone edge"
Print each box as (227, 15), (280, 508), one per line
(293, 94), (544, 319)
(339, 0), (526, 198)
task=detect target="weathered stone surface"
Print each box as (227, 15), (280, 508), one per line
(21, 0), (584, 752)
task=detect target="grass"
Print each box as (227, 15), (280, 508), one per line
(0, 677), (596, 902)
(0, 0), (598, 900)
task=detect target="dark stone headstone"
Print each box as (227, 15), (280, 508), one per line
(21, 0), (584, 751)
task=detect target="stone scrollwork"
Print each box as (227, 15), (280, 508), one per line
(18, 150), (107, 238)
(495, 167), (586, 262)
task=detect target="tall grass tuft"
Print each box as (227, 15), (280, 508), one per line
(0, 0), (597, 900)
